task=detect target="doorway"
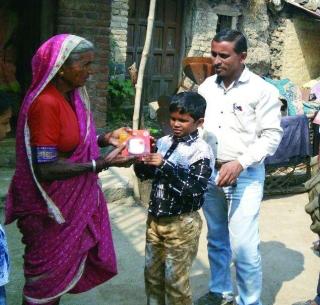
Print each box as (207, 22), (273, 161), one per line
(0, 0), (57, 132)
(126, 0), (183, 104)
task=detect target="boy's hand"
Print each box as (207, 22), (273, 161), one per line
(142, 153), (164, 166)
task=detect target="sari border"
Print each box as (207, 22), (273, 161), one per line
(23, 256), (87, 304)
(78, 86), (91, 142)
(25, 126), (65, 224)
(24, 35), (84, 224)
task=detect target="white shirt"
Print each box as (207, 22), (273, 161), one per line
(198, 67), (283, 169)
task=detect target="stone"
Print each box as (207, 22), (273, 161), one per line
(148, 101), (159, 120)
(0, 167), (14, 208)
(57, 0), (111, 128)
(99, 167), (136, 203)
(246, 45), (271, 75)
(0, 138), (15, 168)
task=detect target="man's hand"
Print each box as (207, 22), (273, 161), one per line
(103, 127), (132, 147)
(217, 160), (243, 187)
(142, 153), (164, 167)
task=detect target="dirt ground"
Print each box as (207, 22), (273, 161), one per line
(2, 192), (319, 305)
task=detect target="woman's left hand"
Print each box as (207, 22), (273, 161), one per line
(103, 127), (132, 147)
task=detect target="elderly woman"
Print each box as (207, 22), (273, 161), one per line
(5, 34), (132, 305)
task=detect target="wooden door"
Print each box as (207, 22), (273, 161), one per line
(126, 0), (182, 104)
(16, 0), (57, 93)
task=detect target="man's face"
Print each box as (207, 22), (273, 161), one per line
(170, 111), (203, 138)
(0, 108), (12, 141)
(211, 40), (246, 81)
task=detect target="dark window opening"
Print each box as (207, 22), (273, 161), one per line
(216, 15), (233, 33)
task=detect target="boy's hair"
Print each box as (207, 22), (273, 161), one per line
(213, 29), (247, 54)
(0, 92), (12, 115)
(169, 92), (206, 121)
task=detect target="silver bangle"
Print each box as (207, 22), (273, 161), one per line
(92, 159), (96, 173)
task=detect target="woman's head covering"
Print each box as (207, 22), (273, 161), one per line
(28, 34), (84, 106)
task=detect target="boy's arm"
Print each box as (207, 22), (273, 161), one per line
(134, 162), (156, 180)
(159, 158), (212, 197)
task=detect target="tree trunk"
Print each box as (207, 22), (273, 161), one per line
(132, 0), (157, 129)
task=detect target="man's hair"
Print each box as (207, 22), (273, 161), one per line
(169, 92), (206, 121)
(65, 39), (95, 65)
(0, 92), (12, 115)
(213, 29), (247, 54)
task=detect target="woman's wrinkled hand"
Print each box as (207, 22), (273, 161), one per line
(104, 127), (132, 147)
(96, 143), (136, 171)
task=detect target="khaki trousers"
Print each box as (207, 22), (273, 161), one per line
(145, 211), (202, 305)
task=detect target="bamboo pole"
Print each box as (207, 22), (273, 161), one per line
(132, 0), (157, 129)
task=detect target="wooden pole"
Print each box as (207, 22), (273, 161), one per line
(132, 0), (157, 129)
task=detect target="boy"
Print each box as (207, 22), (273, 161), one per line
(134, 92), (214, 305)
(0, 91), (12, 305)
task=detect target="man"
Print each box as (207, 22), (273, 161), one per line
(196, 29), (283, 305)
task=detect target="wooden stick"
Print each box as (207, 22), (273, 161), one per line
(132, 0), (157, 129)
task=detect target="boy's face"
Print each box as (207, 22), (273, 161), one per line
(170, 111), (203, 138)
(0, 108), (12, 141)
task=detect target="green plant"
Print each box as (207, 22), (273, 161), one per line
(107, 78), (135, 108)
(107, 78), (135, 128)
(106, 105), (133, 129)
(143, 110), (163, 139)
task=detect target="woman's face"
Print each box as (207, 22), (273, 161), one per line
(60, 51), (95, 89)
(0, 108), (12, 141)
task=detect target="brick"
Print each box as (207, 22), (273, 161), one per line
(57, 0), (110, 127)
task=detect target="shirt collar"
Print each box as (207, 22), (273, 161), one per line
(216, 65), (250, 87)
(171, 129), (199, 144)
(237, 66), (250, 84)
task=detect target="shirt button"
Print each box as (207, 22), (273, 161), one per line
(218, 126), (221, 128)
(215, 142), (218, 145)
(221, 111), (223, 114)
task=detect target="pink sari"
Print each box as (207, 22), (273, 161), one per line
(5, 34), (117, 304)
